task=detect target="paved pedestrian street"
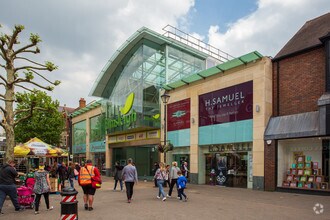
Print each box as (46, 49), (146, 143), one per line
(1, 176), (329, 220)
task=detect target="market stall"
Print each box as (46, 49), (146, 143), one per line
(14, 137), (68, 192)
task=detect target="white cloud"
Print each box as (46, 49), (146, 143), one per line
(0, 0), (194, 107)
(207, 0), (330, 57)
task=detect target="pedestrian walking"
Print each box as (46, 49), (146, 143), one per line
(33, 165), (53, 215)
(152, 162), (159, 187)
(57, 162), (68, 191)
(177, 170), (188, 202)
(167, 161), (180, 198)
(181, 161), (189, 178)
(154, 162), (167, 201)
(121, 158), (138, 203)
(113, 161), (123, 191)
(0, 160), (24, 214)
(78, 159), (101, 211)
(67, 162), (75, 188)
(164, 164), (170, 188)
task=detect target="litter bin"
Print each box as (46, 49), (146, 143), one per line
(60, 187), (78, 220)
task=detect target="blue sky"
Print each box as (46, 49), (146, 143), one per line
(1, 0), (330, 107)
(190, 0), (257, 34)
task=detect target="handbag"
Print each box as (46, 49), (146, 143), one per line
(86, 166), (102, 189)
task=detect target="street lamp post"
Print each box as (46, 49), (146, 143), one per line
(161, 92), (170, 163)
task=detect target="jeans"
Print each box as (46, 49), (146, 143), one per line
(35, 192), (50, 211)
(69, 178), (74, 188)
(125, 182), (135, 200)
(0, 184), (20, 210)
(157, 180), (165, 198)
(114, 179), (123, 190)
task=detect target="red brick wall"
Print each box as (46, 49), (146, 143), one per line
(264, 141), (276, 191)
(273, 47), (326, 116)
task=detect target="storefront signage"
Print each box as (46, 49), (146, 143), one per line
(117, 135), (125, 142)
(147, 130), (160, 139)
(126, 134), (135, 141)
(109, 136), (117, 143)
(209, 142), (252, 152)
(167, 98), (191, 131)
(107, 93), (137, 129)
(90, 141), (105, 153)
(136, 132), (146, 140)
(73, 144), (86, 154)
(199, 81), (253, 126)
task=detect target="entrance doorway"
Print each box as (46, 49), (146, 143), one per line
(112, 145), (158, 178)
(205, 152), (248, 188)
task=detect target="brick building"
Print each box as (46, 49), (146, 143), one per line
(264, 13), (330, 194)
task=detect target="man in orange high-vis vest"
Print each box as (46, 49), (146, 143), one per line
(78, 159), (100, 211)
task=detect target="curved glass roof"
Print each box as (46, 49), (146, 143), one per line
(89, 27), (213, 99)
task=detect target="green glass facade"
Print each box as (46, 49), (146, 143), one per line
(72, 120), (86, 154)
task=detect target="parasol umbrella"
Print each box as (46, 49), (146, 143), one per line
(14, 137), (53, 157)
(14, 143), (31, 157)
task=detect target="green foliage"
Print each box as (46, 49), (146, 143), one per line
(45, 61), (58, 71)
(30, 33), (41, 44)
(14, 90), (65, 145)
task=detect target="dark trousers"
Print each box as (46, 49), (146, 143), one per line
(168, 179), (178, 196)
(154, 178), (157, 187)
(125, 182), (135, 200)
(178, 188), (187, 200)
(114, 179), (123, 190)
(0, 184), (20, 210)
(35, 192), (50, 211)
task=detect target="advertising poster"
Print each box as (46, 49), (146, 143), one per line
(199, 81), (253, 126)
(167, 98), (191, 131)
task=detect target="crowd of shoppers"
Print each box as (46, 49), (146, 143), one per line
(0, 157), (188, 216)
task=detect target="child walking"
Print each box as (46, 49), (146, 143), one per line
(177, 170), (188, 202)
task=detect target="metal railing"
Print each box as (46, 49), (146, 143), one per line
(162, 25), (235, 63)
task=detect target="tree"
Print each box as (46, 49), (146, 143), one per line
(0, 24), (60, 162)
(14, 90), (64, 146)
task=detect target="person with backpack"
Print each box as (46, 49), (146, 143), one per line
(177, 170), (188, 202)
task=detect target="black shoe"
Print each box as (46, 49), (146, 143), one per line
(88, 207), (93, 211)
(84, 204), (88, 210)
(15, 207), (24, 211)
(0, 209), (3, 214)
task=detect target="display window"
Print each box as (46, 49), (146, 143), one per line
(277, 138), (329, 191)
(205, 150), (250, 188)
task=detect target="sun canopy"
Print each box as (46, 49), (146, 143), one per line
(14, 137), (68, 157)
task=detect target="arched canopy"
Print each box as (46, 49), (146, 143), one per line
(89, 27), (210, 99)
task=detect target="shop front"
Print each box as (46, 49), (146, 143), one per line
(108, 130), (160, 178)
(277, 138), (329, 192)
(204, 142), (252, 188)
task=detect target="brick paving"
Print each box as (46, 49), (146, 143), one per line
(1, 176), (329, 220)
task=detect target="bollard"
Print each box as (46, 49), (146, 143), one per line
(60, 187), (78, 220)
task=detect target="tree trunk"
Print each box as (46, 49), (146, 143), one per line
(4, 125), (15, 162)
(4, 63), (16, 163)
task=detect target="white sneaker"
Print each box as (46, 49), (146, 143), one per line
(47, 206), (54, 211)
(162, 197), (166, 201)
(156, 196), (160, 199)
(167, 194), (171, 198)
(177, 197), (180, 199)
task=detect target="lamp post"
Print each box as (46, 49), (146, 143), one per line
(161, 92), (170, 163)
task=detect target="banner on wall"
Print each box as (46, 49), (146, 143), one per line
(167, 98), (190, 131)
(199, 81), (253, 127)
